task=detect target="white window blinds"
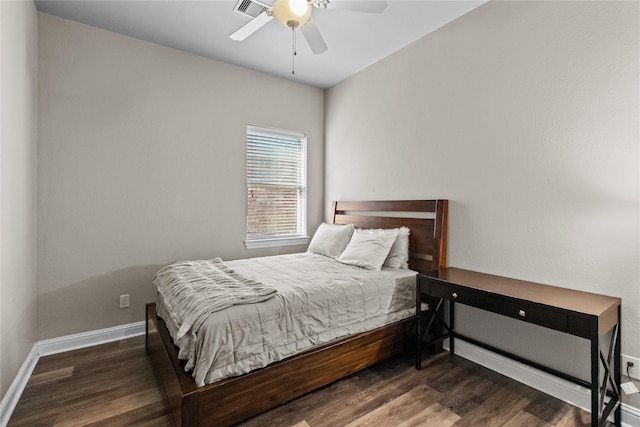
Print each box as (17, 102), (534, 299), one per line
(246, 125), (307, 247)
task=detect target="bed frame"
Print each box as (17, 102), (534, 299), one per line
(146, 199), (448, 426)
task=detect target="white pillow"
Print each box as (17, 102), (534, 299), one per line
(307, 223), (354, 259)
(383, 227), (410, 269)
(337, 228), (398, 271)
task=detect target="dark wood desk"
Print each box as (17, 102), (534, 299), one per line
(417, 268), (621, 427)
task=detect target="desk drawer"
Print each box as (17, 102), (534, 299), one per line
(426, 280), (568, 333)
(428, 281), (504, 313)
(508, 303), (568, 332)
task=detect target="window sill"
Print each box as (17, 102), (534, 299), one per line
(244, 236), (310, 249)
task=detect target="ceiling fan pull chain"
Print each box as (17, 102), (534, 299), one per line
(291, 26), (297, 75)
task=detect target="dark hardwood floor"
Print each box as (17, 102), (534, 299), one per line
(9, 335), (610, 426)
(8, 336), (171, 427)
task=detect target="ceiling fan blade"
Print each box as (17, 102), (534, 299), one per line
(229, 10), (273, 41)
(300, 19), (328, 54)
(326, 1), (387, 14)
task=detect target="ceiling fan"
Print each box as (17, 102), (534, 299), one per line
(230, 0), (387, 55)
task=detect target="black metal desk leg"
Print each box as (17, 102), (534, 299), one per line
(591, 333), (599, 427)
(449, 300), (455, 355)
(615, 308), (622, 425)
(416, 281), (422, 370)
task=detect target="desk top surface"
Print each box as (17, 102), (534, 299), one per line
(426, 267), (621, 318)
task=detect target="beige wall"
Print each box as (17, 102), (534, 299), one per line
(325, 0), (640, 375)
(0, 0), (39, 399)
(5, 0), (638, 403)
(37, 13), (324, 340)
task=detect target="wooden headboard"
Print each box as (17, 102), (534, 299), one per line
(330, 199), (448, 274)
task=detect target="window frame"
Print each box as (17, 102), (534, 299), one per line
(244, 124), (309, 249)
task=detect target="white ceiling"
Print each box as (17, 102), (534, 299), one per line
(35, 0), (486, 89)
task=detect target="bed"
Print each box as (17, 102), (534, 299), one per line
(146, 199), (448, 426)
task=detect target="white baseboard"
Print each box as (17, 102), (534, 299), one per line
(0, 321), (145, 427)
(450, 340), (640, 427)
(625, 405), (640, 427)
(37, 321), (146, 357)
(0, 345), (38, 427)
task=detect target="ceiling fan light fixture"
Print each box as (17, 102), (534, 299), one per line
(289, 0), (309, 15)
(272, 0), (312, 28)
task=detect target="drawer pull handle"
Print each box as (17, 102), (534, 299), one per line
(452, 293), (458, 299)
(519, 309), (526, 317)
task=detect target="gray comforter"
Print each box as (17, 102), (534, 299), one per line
(155, 252), (416, 386)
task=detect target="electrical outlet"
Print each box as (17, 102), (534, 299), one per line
(623, 354), (640, 380)
(119, 294), (130, 309)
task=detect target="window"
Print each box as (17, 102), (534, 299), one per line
(245, 125), (308, 249)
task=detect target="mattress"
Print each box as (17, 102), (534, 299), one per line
(156, 252), (417, 386)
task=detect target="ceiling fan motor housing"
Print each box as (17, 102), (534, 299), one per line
(273, 0), (312, 28)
